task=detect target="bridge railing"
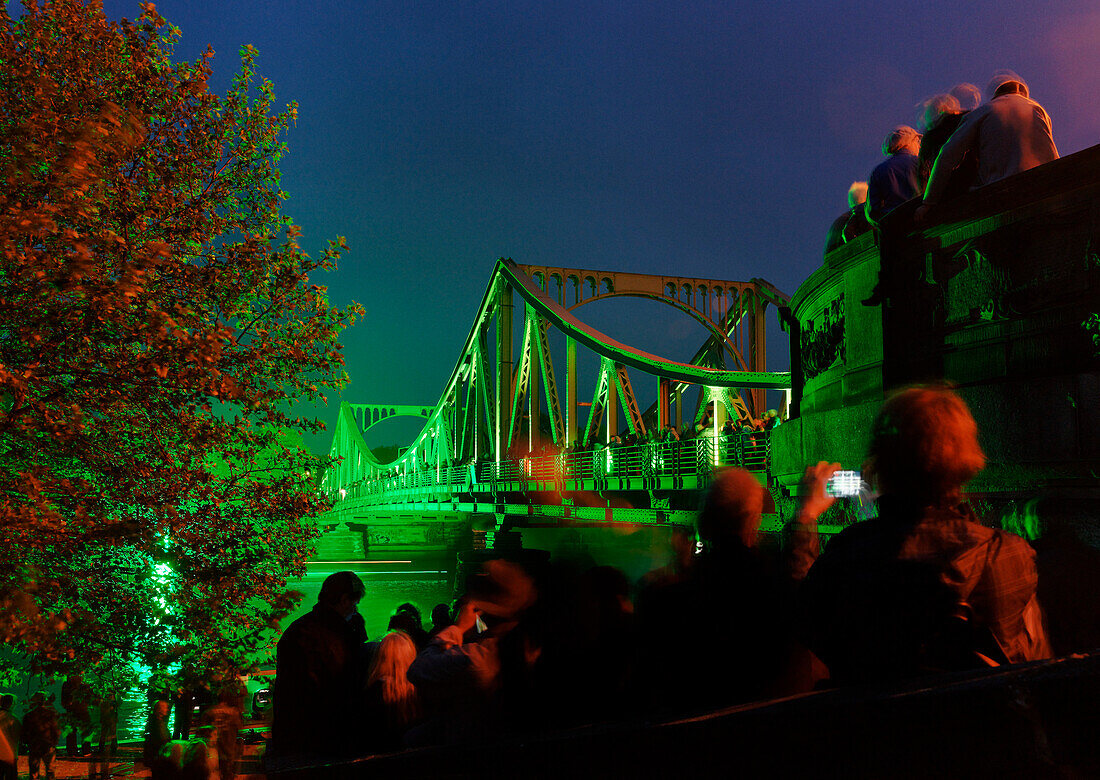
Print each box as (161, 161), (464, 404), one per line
(331, 431), (773, 505)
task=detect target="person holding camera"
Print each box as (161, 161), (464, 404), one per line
(797, 386), (1051, 685)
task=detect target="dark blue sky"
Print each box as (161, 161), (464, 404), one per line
(90, 0), (1100, 452)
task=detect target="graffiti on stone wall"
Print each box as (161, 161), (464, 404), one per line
(800, 293), (845, 381)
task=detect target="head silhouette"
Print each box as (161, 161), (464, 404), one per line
(865, 386), (986, 503)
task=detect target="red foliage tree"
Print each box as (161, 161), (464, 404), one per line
(0, 0), (361, 688)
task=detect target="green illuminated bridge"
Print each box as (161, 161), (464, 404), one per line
(320, 259), (795, 551)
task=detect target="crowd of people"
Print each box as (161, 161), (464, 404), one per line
(0, 680), (121, 780)
(138, 685), (245, 780)
(267, 385), (1091, 764)
(824, 69), (1058, 254)
(0, 677), (245, 779)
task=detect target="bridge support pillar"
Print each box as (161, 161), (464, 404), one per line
(566, 337), (577, 447)
(750, 297), (767, 417)
(713, 393), (727, 465)
(606, 375), (618, 442)
(495, 283), (513, 460)
(529, 345), (540, 452)
(658, 378), (670, 431)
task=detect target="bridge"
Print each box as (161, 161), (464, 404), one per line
(320, 259), (795, 551)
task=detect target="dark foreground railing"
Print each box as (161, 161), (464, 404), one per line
(267, 651), (1100, 779)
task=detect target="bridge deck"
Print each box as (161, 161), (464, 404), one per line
(326, 432), (847, 535)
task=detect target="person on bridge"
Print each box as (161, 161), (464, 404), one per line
(271, 570), (369, 757)
(798, 386), (1052, 685)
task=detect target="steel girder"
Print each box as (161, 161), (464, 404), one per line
(323, 260), (791, 503)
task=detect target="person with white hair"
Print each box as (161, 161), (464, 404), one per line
(918, 71), (1058, 219)
(823, 181), (871, 254)
(865, 125), (923, 225)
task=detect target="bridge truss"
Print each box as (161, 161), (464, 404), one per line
(322, 259), (792, 530)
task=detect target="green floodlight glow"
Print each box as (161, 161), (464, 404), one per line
(710, 388), (721, 466)
(152, 560), (177, 621)
(151, 533), (179, 624)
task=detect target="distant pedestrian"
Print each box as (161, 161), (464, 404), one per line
(61, 673), (93, 756)
(91, 692), (118, 780)
(23, 691), (59, 780)
(144, 700), (172, 773)
(200, 688), (243, 780)
(0, 695), (20, 780)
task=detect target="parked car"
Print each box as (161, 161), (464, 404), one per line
(244, 668), (275, 720)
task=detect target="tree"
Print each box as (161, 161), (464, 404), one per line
(0, 0), (361, 690)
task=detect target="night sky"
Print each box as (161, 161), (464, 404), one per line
(80, 1), (1100, 452)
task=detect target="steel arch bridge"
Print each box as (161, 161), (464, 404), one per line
(321, 259), (792, 535)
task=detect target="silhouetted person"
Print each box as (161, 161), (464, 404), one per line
(23, 691), (59, 780)
(91, 692), (118, 780)
(200, 689), (242, 780)
(61, 673), (92, 756)
(428, 603), (452, 639)
(1030, 497), (1100, 656)
(573, 566), (637, 721)
(918, 71), (1058, 221)
(170, 682), (209, 742)
(916, 91), (977, 195)
(144, 700), (172, 774)
(388, 602), (429, 649)
(866, 125), (922, 225)
(272, 570), (368, 756)
(638, 525), (695, 595)
(824, 181), (871, 254)
(799, 386), (1052, 686)
(0, 695), (20, 780)
(636, 468), (818, 715)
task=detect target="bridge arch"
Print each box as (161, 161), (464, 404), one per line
(566, 291), (750, 371)
(346, 403), (435, 438)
